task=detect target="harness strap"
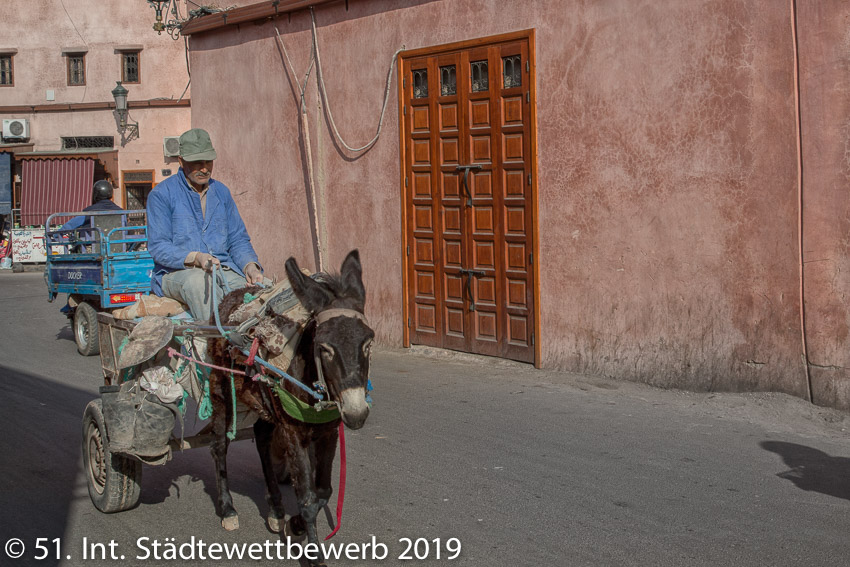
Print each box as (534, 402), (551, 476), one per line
(315, 308), (368, 326)
(273, 385), (340, 424)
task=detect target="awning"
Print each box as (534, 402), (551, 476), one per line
(20, 158), (94, 226)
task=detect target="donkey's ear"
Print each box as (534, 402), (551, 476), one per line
(340, 249), (366, 309)
(285, 256), (332, 313)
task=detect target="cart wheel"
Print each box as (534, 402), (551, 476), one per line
(74, 302), (100, 356)
(82, 399), (142, 513)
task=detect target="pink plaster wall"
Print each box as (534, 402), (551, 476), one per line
(0, 0), (192, 194)
(797, 1), (850, 406)
(186, 1), (850, 408)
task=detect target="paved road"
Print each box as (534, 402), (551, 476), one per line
(1, 270), (850, 566)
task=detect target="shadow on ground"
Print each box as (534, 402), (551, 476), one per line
(760, 441), (850, 501)
(0, 364), (302, 566)
(0, 364), (92, 567)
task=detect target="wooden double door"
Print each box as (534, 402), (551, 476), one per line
(401, 33), (537, 364)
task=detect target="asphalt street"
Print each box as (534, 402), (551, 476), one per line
(1, 270), (850, 566)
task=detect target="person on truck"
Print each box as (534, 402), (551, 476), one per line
(58, 179), (124, 255)
(60, 179), (123, 231)
(57, 179), (125, 314)
(146, 128), (265, 321)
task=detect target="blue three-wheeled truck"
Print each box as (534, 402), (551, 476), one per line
(44, 210), (154, 355)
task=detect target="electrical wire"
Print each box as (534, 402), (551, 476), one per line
(275, 26), (324, 271)
(310, 8), (403, 154)
(59, 0), (88, 103)
(789, 0), (813, 402)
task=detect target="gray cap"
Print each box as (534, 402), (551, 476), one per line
(179, 128), (217, 162)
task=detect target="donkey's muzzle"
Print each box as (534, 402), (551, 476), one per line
(339, 387), (370, 430)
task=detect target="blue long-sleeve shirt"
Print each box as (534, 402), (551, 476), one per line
(146, 169), (259, 295)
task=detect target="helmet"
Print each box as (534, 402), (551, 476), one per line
(92, 180), (114, 203)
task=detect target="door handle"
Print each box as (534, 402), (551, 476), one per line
(458, 268), (486, 312)
(455, 165), (482, 206)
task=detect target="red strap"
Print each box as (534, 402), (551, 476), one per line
(245, 337), (260, 367)
(324, 421), (346, 540)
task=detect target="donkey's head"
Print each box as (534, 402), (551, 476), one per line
(285, 249), (373, 430)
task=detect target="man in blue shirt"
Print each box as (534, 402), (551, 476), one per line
(146, 128), (264, 321)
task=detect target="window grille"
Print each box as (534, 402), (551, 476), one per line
(412, 69), (428, 99)
(0, 55), (12, 86)
(471, 60), (488, 92)
(61, 136), (115, 150)
(440, 65), (456, 96)
(68, 55), (85, 86)
(123, 171), (153, 182)
(122, 52), (140, 83)
(503, 55), (522, 89)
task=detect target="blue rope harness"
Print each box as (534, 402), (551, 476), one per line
(209, 263), (325, 401)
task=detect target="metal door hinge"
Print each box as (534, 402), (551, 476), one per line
(403, 77), (407, 88)
(405, 176), (409, 187)
(529, 252), (533, 265)
(531, 332), (535, 346)
(528, 173), (532, 185)
(406, 245), (410, 256)
(526, 60), (530, 73)
(408, 317), (412, 327)
(403, 105), (407, 115)
(526, 91), (530, 103)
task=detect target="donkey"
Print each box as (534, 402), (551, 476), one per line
(206, 250), (373, 563)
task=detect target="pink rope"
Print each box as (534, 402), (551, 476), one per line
(167, 347), (248, 376)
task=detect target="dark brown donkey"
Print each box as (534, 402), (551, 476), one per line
(207, 250), (373, 564)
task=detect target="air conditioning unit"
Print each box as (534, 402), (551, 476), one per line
(3, 119), (30, 141)
(163, 136), (181, 157)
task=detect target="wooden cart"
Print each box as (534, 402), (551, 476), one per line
(82, 312), (254, 513)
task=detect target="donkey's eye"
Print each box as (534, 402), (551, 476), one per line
(362, 339), (373, 356)
(319, 343), (334, 358)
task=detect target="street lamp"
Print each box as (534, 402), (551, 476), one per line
(148, 0), (168, 33)
(148, 0), (183, 38)
(111, 81), (139, 146)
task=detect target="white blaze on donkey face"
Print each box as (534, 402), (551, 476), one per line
(339, 387), (369, 430)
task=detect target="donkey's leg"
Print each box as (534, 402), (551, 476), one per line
(210, 372), (239, 530)
(285, 437), (327, 566)
(254, 419), (285, 532)
(314, 428), (339, 511)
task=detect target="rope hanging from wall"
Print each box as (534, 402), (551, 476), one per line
(274, 7), (404, 272)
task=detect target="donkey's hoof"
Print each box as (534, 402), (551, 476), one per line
(267, 512), (284, 533)
(284, 516), (307, 542)
(221, 515), (240, 531)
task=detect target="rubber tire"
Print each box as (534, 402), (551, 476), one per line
(74, 302), (100, 356)
(82, 399), (142, 513)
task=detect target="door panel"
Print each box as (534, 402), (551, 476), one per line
(403, 35), (536, 364)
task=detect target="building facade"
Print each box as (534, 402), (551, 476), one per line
(0, 0), (192, 226)
(110, 1), (850, 410)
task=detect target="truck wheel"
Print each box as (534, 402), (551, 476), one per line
(74, 302), (100, 356)
(82, 399), (142, 513)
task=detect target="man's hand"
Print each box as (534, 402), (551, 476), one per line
(194, 252), (220, 273)
(244, 263), (263, 284)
